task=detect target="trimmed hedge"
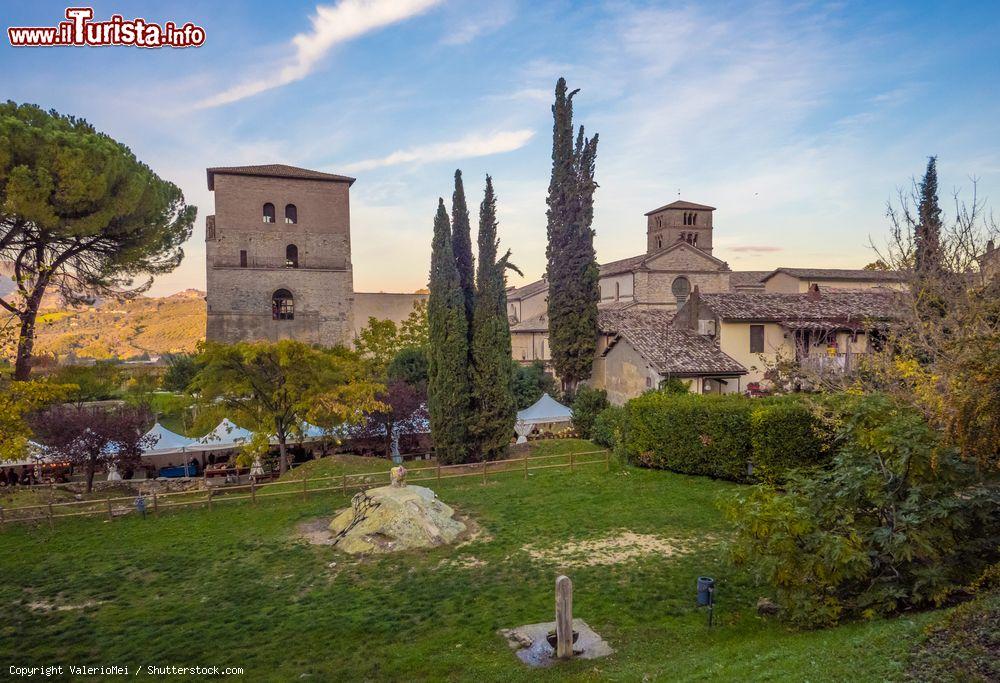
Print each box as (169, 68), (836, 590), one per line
(621, 392), (828, 483)
(592, 405), (625, 449)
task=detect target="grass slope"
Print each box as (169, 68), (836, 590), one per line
(0, 441), (932, 681)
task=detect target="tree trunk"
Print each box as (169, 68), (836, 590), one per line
(13, 309), (40, 381)
(277, 435), (289, 475)
(85, 460), (96, 494)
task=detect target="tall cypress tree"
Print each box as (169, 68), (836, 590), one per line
(451, 170), (476, 335)
(427, 198), (470, 464)
(545, 77), (600, 394)
(470, 176), (521, 460)
(915, 156), (942, 275)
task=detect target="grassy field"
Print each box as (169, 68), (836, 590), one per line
(0, 440), (937, 681)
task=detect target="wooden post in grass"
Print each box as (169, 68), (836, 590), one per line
(106, 497), (113, 521)
(570, 450), (575, 473)
(207, 488), (213, 511)
(524, 451), (529, 479)
(436, 461), (441, 482)
(555, 575), (574, 659)
(250, 481), (257, 506)
(153, 492), (159, 518)
(302, 475), (308, 500)
(0, 506), (5, 525)
(342, 473), (347, 494)
(47, 502), (54, 529)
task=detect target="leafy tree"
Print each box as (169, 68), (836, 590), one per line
(427, 199), (471, 464)
(32, 404), (153, 492)
(46, 363), (122, 402)
(190, 340), (381, 473)
(0, 378), (70, 461)
(388, 346), (429, 386)
(351, 379), (428, 458)
(725, 394), (999, 627)
(470, 176), (520, 460)
(513, 360), (557, 409)
(545, 78), (600, 392)
(398, 299), (429, 350)
(451, 170), (475, 334)
(571, 385), (609, 439)
(161, 353), (198, 392)
(354, 317), (402, 378)
(0, 102), (196, 380)
(658, 377), (690, 394)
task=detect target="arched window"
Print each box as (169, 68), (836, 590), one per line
(284, 204), (297, 224)
(671, 276), (691, 305)
(285, 244), (299, 268)
(692, 232), (698, 246)
(262, 203), (275, 223)
(272, 289), (294, 320)
(656, 234), (663, 249)
(692, 213), (698, 226)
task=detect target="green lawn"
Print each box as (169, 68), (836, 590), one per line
(0, 440), (936, 681)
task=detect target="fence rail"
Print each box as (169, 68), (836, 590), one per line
(0, 449), (610, 528)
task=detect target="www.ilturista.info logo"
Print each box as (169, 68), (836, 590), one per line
(8, 7), (205, 48)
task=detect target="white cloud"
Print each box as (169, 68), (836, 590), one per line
(440, 3), (514, 46)
(197, 0), (443, 108)
(343, 129), (535, 171)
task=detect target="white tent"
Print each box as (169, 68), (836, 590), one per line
(141, 423), (198, 457)
(197, 419), (253, 451)
(515, 393), (573, 443)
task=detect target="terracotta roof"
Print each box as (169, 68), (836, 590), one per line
(507, 278), (548, 301)
(645, 200), (716, 215)
(761, 267), (904, 282)
(729, 271), (769, 290)
(207, 164), (355, 190)
(697, 290), (902, 323)
(598, 309), (746, 377)
(510, 314), (548, 332)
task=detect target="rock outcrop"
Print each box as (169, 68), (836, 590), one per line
(328, 484), (467, 554)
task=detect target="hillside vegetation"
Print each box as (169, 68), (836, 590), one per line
(1, 290), (206, 361)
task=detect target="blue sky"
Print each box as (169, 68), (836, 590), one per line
(3, 0), (999, 296)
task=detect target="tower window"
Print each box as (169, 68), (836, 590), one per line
(263, 203), (275, 223)
(285, 204), (297, 224)
(239, 250), (247, 268)
(692, 213), (698, 226)
(671, 276), (691, 305)
(656, 234), (663, 249)
(285, 244), (299, 268)
(272, 289), (294, 320)
(692, 232), (698, 246)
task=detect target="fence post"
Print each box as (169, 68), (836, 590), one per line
(570, 450), (575, 473)
(524, 451), (529, 479)
(342, 473), (348, 494)
(207, 488), (213, 511)
(153, 491), (159, 518)
(251, 481), (257, 505)
(302, 475), (308, 500)
(436, 461), (441, 482)
(106, 497), (113, 521)
(47, 502), (54, 529)
(0, 506), (5, 525)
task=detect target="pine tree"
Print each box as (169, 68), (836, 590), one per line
(470, 176), (521, 460)
(915, 156), (943, 275)
(451, 169), (476, 335)
(545, 77), (600, 394)
(427, 198), (470, 464)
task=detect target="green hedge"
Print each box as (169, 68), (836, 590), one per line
(621, 393), (828, 483)
(592, 405), (626, 449)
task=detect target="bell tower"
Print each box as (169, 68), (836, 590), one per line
(645, 200), (715, 255)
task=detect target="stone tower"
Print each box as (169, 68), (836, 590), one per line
(205, 164), (356, 346)
(645, 200), (715, 255)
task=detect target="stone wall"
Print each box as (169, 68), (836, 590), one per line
(353, 292), (428, 339)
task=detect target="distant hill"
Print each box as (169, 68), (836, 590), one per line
(1, 290), (207, 361)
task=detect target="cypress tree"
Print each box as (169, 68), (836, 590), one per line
(427, 198), (470, 464)
(451, 169), (476, 334)
(915, 156), (943, 275)
(470, 176), (521, 460)
(545, 77), (600, 394)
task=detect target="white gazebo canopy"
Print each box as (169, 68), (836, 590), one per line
(142, 423), (198, 457)
(197, 419), (253, 451)
(515, 393), (573, 443)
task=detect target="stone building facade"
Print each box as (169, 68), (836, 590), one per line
(205, 164), (425, 347)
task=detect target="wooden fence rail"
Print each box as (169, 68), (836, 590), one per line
(0, 450), (610, 528)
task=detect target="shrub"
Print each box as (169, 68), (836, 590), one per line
(591, 405), (625, 449)
(513, 360), (557, 409)
(622, 393), (754, 481)
(749, 398), (830, 484)
(571, 385), (609, 439)
(724, 394), (1000, 627)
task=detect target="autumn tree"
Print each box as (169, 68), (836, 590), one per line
(190, 340), (382, 473)
(32, 404), (153, 492)
(545, 78), (600, 394)
(0, 377), (70, 462)
(0, 102), (196, 380)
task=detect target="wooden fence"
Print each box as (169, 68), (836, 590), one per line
(0, 449), (610, 528)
